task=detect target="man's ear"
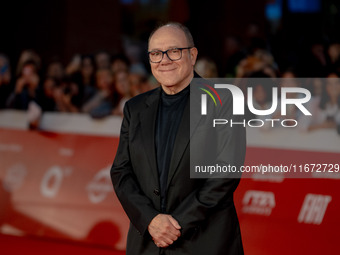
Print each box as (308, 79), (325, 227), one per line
(190, 47), (198, 66)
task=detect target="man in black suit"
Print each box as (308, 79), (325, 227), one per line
(111, 22), (246, 255)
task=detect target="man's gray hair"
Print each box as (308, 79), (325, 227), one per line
(148, 22), (195, 47)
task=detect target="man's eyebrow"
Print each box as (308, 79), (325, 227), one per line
(148, 46), (180, 51)
(148, 48), (161, 52)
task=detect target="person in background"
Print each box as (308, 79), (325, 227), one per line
(129, 64), (148, 97)
(310, 77), (324, 97)
(236, 50), (277, 79)
(15, 49), (41, 77)
(299, 72), (340, 131)
(71, 55), (97, 106)
(223, 36), (245, 77)
(243, 71), (274, 129)
(95, 50), (111, 70)
(139, 75), (158, 94)
(249, 82), (272, 131)
(111, 54), (130, 74)
(36, 77), (58, 112)
(112, 70), (131, 116)
(7, 60), (40, 110)
(124, 41), (146, 80)
(328, 42), (340, 74)
(0, 54), (12, 109)
(310, 72), (340, 131)
(274, 70), (301, 122)
(52, 78), (80, 113)
(297, 38), (328, 77)
(195, 57), (218, 78)
(46, 59), (65, 82)
(82, 68), (117, 118)
(65, 54), (81, 76)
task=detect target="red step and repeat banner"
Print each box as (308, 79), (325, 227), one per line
(0, 112), (340, 254)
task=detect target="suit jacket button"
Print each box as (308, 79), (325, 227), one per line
(154, 189), (160, 196)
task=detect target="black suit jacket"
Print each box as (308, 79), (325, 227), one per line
(111, 80), (246, 255)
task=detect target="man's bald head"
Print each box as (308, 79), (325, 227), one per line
(148, 22), (195, 48)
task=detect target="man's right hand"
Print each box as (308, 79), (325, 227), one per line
(148, 214), (181, 248)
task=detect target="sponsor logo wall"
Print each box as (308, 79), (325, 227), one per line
(0, 110), (339, 254)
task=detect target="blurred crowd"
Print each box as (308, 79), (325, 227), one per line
(195, 33), (340, 133)
(0, 49), (158, 127)
(0, 29), (340, 132)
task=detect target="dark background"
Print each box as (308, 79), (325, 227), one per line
(1, 0), (340, 75)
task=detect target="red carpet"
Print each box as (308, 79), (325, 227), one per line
(0, 234), (125, 255)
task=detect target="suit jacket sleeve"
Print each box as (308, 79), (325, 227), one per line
(172, 92), (246, 236)
(110, 102), (159, 235)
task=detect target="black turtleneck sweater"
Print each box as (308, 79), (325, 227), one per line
(155, 85), (190, 212)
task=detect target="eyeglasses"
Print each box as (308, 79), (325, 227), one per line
(148, 47), (193, 63)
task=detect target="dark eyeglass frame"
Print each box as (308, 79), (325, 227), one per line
(148, 47), (193, 63)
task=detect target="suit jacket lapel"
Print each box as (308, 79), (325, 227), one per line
(166, 81), (204, 188)
(140, 88), (161, 183)
(167, 98), (190, 187)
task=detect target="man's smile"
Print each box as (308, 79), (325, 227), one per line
(159, 68), (177, 72)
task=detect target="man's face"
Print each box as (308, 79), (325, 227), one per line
(148, 26), (197, 91)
